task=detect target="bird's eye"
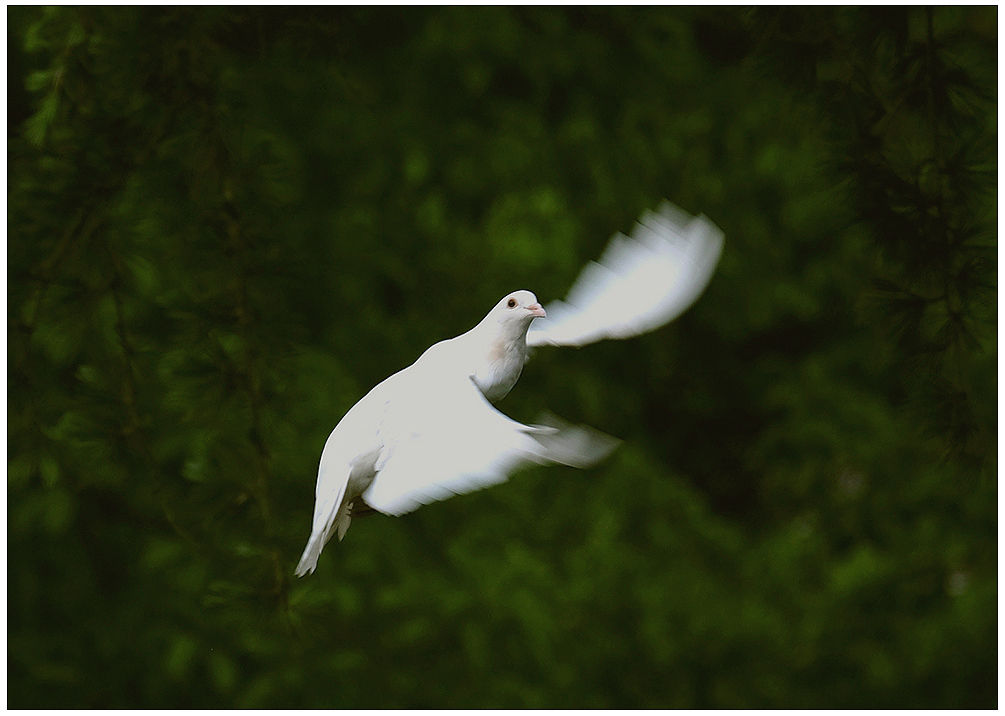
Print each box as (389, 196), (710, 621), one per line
(507, 298), (517, 308)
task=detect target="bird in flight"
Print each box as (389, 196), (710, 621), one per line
(295, 202), (724, 576)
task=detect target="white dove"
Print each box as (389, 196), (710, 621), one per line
(295, 202), (724, 576)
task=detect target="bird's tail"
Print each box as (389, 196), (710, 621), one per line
(294, 530), (327, 577)
(294, 492), (353, 577)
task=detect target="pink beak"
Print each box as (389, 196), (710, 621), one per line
(528, 303), (546, 318)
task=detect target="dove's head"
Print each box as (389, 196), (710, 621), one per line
(484, 290), (546, 337)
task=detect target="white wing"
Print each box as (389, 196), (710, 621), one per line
(527, 202), (724, 348)
(363, 372), (617, 517)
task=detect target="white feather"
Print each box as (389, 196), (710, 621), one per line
(527, 202), (723, 348)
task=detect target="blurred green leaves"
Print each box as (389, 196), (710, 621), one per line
(8, 6), (995, 709)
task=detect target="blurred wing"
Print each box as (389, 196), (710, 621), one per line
(363, 373), (616, 516)
(527, 202), (724, 348)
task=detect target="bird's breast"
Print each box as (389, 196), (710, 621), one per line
(472, 338), (527, 403)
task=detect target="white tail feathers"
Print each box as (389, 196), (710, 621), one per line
(336, 503), (352, 541)
(294, 531), (326, 577)
(294, 496), (353, 577)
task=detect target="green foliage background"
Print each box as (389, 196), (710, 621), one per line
(8, 7), (997, 708)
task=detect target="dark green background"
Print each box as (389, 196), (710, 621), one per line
(8, 6), (997, 708)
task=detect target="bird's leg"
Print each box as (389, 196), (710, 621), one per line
(350, 499), (380, 518)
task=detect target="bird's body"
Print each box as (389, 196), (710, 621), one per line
(296, 291), (548, 575)
(295, 203), (724, 576)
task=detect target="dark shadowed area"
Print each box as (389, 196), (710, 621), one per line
(8, 6), (996, 708)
